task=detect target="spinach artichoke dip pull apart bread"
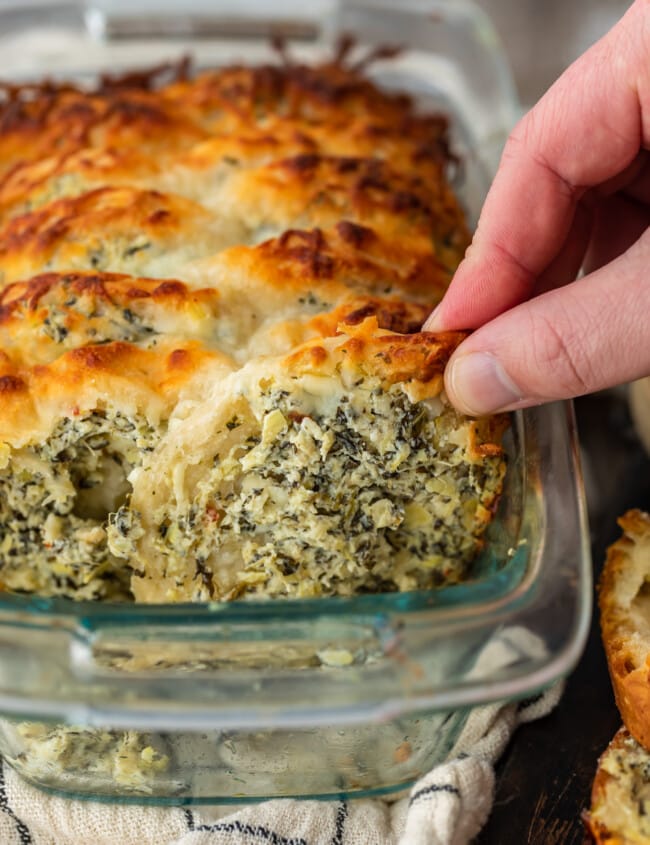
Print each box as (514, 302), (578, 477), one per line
(585, 512), (650, 843)
(0, 51), (508, 606)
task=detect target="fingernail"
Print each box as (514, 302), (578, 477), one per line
(422, 304), (442, 332)
(447, 352), (522, 415)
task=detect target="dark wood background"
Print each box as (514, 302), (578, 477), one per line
(477, 392), (650, 844)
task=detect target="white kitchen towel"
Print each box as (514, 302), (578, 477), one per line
(0, 664), (563, 845)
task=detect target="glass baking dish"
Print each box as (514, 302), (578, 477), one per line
(0, 0), (591, 803)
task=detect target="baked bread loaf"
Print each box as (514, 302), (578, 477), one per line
(585, 727), (650, 844)
(585, 512), (650, 842)
(0, 54), (507, 602)
(600, 509), (650, 750)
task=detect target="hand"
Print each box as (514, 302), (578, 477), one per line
(424, 0), (650, 416)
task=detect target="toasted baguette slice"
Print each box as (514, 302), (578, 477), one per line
(600, 510), (650, 750)
(585, 727), (650, 844)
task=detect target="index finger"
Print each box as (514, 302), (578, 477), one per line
(425, 0), (648, 332)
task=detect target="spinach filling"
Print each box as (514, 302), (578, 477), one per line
(0, 411), (157, 600)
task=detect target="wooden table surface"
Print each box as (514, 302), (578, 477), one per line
(477, 392), (650, 845)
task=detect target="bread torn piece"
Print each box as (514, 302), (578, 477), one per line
(126, 319), (507, 603)
(600, 510), (650, 752)
(0, 340), (233, 600)
(585, 727), (650, 844)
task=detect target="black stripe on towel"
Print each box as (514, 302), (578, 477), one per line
(517, 692), (545, 712)
(331, 801), (348, 845)
(0, 766), (32, 845)
(183, 808), (308, 845)
(409, 783), (461, 806)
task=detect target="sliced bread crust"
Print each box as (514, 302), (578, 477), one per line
(600, 510), (650, 751)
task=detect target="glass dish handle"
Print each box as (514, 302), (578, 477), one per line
(85, 0), (338, 41)
(0, 3), (85, 36)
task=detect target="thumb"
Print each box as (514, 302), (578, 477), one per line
(443, 232), (650, 415)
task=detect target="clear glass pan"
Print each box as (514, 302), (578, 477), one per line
(0, 0), (591, 802)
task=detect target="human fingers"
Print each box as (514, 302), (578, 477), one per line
(531, 195), (594, 297)
(532, 151), (650, 293)
(441, 228), (650, 415)
(583, 193), (650, 275)
(534, 151), (650, 293)
(598, 148), (650, 203)
(425, 0), (649, 333)
(512, 150), (650, 297)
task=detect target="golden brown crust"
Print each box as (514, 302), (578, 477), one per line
(186, 224), (451, 329)
(0, 76), (206, 179)
(222, 153), (467, 266)
(0, 187), (225, 286)
(0, 147), (161, 224)
(0, 270), (202, 314)
(582, 729), (626, 845)
(307, 296), (431, 337)
(584, 727), (650, 845)
(600, 510), (650, 752)
(162, 59), (450, 139)
(2, 56), (440, 175)
(283, 317), (465, 398)
(0, 339), (233, 446)
(0, 271), (224, 366)
(0, 268), (235, 446)
(241, 224), (451, 302)
(586, 732), (624, 844)
(0, 61), (465, 259)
